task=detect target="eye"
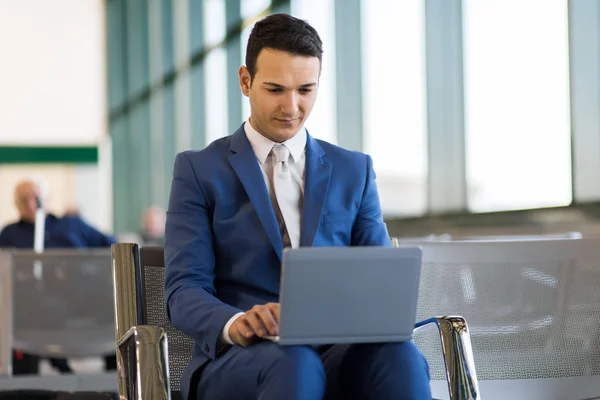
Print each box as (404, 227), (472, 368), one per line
(299, 88), (313, 94)
(267, 88), (282, 93)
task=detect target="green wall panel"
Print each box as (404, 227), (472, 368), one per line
(0, 146), (98, 164)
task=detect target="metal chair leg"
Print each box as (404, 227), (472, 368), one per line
(415, 316), (480, 400)
(117, 325), (171, 400)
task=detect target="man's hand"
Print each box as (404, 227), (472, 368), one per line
(228, 302), (280, 346)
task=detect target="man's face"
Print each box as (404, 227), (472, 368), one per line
(14, 181), (40, 223)
(239, 48), (320, 143)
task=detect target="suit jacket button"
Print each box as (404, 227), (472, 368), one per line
(204, 344), (209, 352)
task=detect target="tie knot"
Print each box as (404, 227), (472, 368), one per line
(273, 144), (290, 164)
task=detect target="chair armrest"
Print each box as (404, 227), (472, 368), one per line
(117, 325), (170, 400)
(0, 252), (12, 376)
(414, 316), (480, 400)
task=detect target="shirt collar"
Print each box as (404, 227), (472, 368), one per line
(244, 119), (307, 164)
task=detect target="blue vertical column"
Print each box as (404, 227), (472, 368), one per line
(189, 0), (207, 150)
(272, 0), (291, 14)
(188, 0), (206, 149)
(425, 0), (467, 213)
(334, 0), (363, 151)
(226, 0), (243, 134)
(569, 0), (600, 202)
(161, 0), (177, 208)
(125, 0), (151, 231)
(107, 0), (130, 234)
(148, 0), (166, 211)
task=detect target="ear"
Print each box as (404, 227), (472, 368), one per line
(239, 66), (251, 97)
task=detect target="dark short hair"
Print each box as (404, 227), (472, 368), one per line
(245, 13), (323, 82)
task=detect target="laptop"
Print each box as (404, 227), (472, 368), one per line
(264, 246), (422, 345)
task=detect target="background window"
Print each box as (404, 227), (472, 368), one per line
(361, 0), (428, 217)
(464, 0), (572, 212)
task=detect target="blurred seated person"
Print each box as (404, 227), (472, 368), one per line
(140, 205), (165, 246)
(63, 205), (81, 217)
(116, 205), (165, 246)
(0, 180), (115, 248)
(0, 179), (117, 374)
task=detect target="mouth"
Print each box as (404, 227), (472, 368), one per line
(274, 118), (299, 123)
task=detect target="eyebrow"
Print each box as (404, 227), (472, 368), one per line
(262, 82), (317, 89)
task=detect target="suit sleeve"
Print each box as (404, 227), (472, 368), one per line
(164, 152), (242, 360)
(351, 155), (392, 247)
(76, 218), (116, 247)
(0, 228), (12, 247)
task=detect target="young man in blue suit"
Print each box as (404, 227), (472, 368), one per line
(164, 13), (431, 400)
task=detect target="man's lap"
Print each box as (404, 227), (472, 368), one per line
(320, 341), (430, 399)
(196, 341), (325, 400)
(195, 341), (429, 400)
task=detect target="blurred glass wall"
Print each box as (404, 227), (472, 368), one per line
(106, 0), (600, 233)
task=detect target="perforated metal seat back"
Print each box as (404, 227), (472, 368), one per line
(12, 249), (115, 357)
(140, 247), (194, 393)
(412, 239), (600, 381)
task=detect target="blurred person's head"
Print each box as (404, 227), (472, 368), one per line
(239, 13), (323, 143)
(64, 206), (80, 217)
(142, 206), (165, 239)
(14, 179), (44, 223)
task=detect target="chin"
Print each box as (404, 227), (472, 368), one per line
(271, 125), (300, 138)
(272, 132), (296, 142)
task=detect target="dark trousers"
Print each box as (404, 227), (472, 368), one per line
(12, 351), (40, 375)
(195, 341), (431, 400)
(13, 351), (71, 375)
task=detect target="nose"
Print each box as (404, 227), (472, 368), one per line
(280, 92), (299, 117)
(27, 198), (38, 212)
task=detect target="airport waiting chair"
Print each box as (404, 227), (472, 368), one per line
(0, 251), (12, 376)
(0, 249), (115, 374)
(391, 231), (583, 246)
(111, 243), (480, 400)
(447, 231), (583, 242)
(403, 238), (600, 400)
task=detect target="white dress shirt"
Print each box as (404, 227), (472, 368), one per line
(221, 120), (307, 345)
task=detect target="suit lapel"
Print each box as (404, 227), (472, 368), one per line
(228, 127), (284, 260)
(300, 134), (331, 247)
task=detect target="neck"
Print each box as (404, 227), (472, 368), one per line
(248, 117), (277, 142)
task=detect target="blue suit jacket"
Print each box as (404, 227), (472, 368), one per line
(164, 125), (390, 399)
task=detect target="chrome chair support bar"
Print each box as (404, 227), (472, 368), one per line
(117, 325), (170, 400)
(415, 316), (480, 400)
